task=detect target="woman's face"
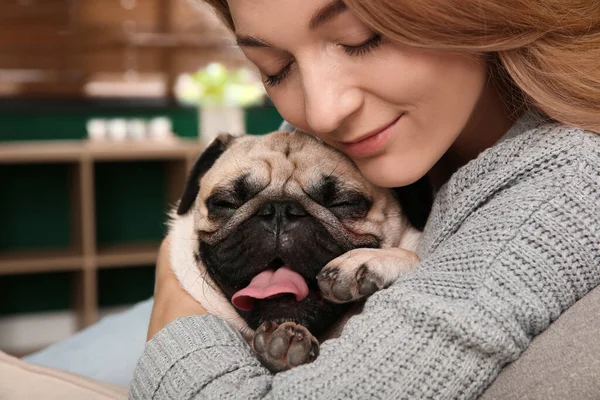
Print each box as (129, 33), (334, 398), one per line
(228, 0), (491, 187)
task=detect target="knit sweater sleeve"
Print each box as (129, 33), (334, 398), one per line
(129, 128), (600, 400)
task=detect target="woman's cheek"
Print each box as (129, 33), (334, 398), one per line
(269, 87), (312, 133)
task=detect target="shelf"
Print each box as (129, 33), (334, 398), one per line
(0, 242), (161, 273)
(0, 141), (83, 164)
(0, 248), (83, 275)
(0, 138), (205, 164)
(0, 137), (201, 331)
(96, 242), (160, 268)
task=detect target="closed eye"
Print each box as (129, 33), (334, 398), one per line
(264, 62), (293, 87)
(206, 196), (238, 212)
(263, 34), (382, 87)
(213, 200), (236, 208)
(330, 200), (358, 208)
(341, 34), (382, 56)
(327, 193), (372, 217)
(329, 196), (370, 208)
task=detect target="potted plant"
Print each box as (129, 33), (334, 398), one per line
(175, 63), (266, 143)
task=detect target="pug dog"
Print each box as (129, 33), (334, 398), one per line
(169, 130), (432, 372)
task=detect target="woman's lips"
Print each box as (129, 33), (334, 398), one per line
(338, 115), (402, 158)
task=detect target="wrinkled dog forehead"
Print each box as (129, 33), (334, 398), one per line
(199, 131), (370, 201)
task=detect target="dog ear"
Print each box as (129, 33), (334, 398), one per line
(177, 134), (235, 215)
(391, 175), (434, 231)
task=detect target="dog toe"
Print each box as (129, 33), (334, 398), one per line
(252, 322), (319, 372)
(331, 278), (354, 301)
(318, 268), (354, 302)
(267, 336), (289, 360)
(357, 265), (382, 296)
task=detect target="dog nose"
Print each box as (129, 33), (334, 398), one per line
(256, 200), (307, 232)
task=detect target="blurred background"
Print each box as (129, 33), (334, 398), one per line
(0, 0), (283, 357)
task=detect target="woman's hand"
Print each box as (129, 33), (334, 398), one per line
(147, 236), (208, 340)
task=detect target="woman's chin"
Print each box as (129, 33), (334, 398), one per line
(356, 158), (428, 188)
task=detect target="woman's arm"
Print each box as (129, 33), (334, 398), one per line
(130, 135), (600, 400)
(146, 237), (207, 341)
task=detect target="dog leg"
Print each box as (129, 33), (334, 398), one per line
(317, 248), (419, 303)
(252, 321), (319, 373)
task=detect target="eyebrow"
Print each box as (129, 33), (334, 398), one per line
(309, 0), (347, 30)
(236, 35), (273, 48)
(235, 0), (348, 49)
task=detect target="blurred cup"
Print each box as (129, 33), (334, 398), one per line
(87, 119), (108, 141)
(107, 118), (128, 141)
(127, 119), (147, 140)
(148, 117), (173, 140)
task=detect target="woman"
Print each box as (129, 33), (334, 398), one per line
(131, 0), (600, 398)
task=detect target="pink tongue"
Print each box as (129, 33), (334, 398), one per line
(231, 267), (309, 311)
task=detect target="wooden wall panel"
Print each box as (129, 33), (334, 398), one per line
(76, 48), (164, 73)
(0, 1), (69, 21)
(76, 0), (158, 27)
(0, 54), (66, 70)
(172, 47), (246, 74)
(0, 0), (241, 97)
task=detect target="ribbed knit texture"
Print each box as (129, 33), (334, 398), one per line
(130, 111), (600, 399)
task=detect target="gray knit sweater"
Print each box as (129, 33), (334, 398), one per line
(130, 111), (600, 399)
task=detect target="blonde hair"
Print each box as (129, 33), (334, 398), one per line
(202, 0), (600, 133)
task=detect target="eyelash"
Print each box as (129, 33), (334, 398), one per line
(342, 34), (382, 56)
(263, 34), (382, 87)
(264, 63), (292, 87)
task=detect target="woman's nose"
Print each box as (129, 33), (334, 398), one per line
(301, 62), (363, 135)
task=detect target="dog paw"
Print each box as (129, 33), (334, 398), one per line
(317, 248), (419, 303)
(252, 321), (319, 372)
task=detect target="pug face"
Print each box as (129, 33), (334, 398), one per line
(172, 131), (418, 337)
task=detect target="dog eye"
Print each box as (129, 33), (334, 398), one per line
(329, 201), (355, 208)
(328, 194), (372, 218)
(329, 193), (369, 207)
(206, 197), (238, 212)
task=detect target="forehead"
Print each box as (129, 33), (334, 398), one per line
(227, 0), (338, 34)
(201, 132), (366, 195)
